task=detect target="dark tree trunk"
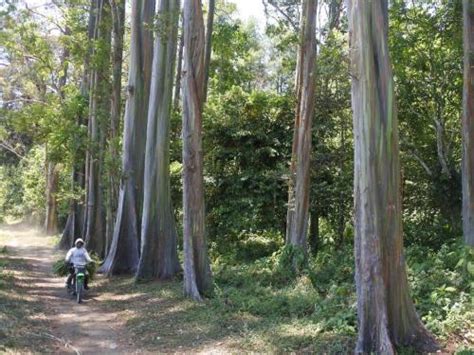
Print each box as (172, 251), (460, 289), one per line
(84, 0), (112, 258)
(309, 209), (319, 255)
(285, 0), (317, 256)
(182, 0), (213, 301)
(328, 0), (343, 31)
(59, 169), (84, 249)
(44, 161), (59, 235)
(58, 26), (71, 100)
(100, 0), (155, 275)
(462, 0), (474, 247)
(337, 114), (346, 245)
(136, 0), (181, 281)
(348, 1), (438, 353)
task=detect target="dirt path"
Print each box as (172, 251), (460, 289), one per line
(0, 223), (133, 354)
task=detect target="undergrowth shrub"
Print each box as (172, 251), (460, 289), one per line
(213, 239), (472, 345)
(235, 230), (283, 261)
(407, 242), (473, 342)
(213, 243), (357, 334)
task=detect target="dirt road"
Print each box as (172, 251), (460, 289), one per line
(0, 223), (133, 354)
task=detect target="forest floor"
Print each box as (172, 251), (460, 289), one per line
(0, 222), (472, 354)
(0, 221), (137, 354)
(0, 222), (285, 353)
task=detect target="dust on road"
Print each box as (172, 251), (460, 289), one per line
(0, 222), (133, 354)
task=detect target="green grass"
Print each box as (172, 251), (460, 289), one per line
(94, 241), (473, 353)
(0, 247), (54, 353)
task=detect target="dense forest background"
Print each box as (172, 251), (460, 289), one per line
(0, 0), (473, 352)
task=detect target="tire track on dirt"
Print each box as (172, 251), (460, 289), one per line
(1, 223), (133, 354)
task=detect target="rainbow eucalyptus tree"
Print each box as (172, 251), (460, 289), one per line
(173, 16), (184, 111)
(60, 0), (97, 249)
(100, 0), (155, 274)
(136, 0), (181, 280)
(348, 0), (438, 352)
(203, 0), (215, 102)
(182, 0), (212, 301)
(84, 0), (112, 258)
(285, 0), (317, 257)
(105, 0), (126, 255)
(462, 0), (474, 247)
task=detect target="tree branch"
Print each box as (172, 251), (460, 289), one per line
(400, 138), (432, 177)
(0, 142), (24, 159)
(24, 2), (67, 34)
(263, 0), (299, 33)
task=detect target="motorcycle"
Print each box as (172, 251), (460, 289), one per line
(67, 265), (87, 303)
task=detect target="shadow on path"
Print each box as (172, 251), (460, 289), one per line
(0, 223), (133, 354)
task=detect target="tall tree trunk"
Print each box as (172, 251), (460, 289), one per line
(105, 0), (126, 256)
(85, 0), (112, 258)
(136, 0), (181, 281)
(44, 161), (59, 235)
(202, 0), (215, 103)
(309, 209), (319, 255)
(337, 114), (346, 245)
(45, 23), (72, 236)
(348, 1), (438, 353)
(59, 169), (84, 249)
(173, 14), (184, 111)
(462, 0), (474, 248)
(182, 0), (212, 301)
(285, 0), (317, 257)
(328, 0), (343, 31)
(60, 0), (96, 249)
(58, 26), (71, 100)
(100, 0), (155, 275)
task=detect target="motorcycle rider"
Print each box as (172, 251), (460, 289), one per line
(65, 238), (92, 290)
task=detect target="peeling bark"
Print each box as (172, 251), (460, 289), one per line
(84, 0), (112, 258)
(100, 0), (155, 275)
(348, 1), (438, 352)
(462, 0), (474, 247)
(182, 0), (212, 300)
(136, 0), (181, 280)
(285, 0), (318, 254)
(105, 0), (125, 256)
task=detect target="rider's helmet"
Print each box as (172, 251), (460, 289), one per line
(75, 238), (85, 247)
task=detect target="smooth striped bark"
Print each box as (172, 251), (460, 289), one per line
(349, 1), (438, 353)
(182, 0), (212, 301)
(85, 0), (112, 258)
(136, 0), (181, 280)
(462, 0), (474, 247)
(203, 0), (215, 103)
(105, 0), (126, 256)
(173, 14), (184, 111)
(100, 0), (155, 275)
(60, 0), (96, 249)
(285, 0), (317, 253)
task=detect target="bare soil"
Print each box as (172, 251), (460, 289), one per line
(0, 222), (134, 354)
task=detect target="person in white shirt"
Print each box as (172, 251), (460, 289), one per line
(65, 238), (92, 290)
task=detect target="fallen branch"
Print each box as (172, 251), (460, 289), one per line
(25, 331), (81, 355)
